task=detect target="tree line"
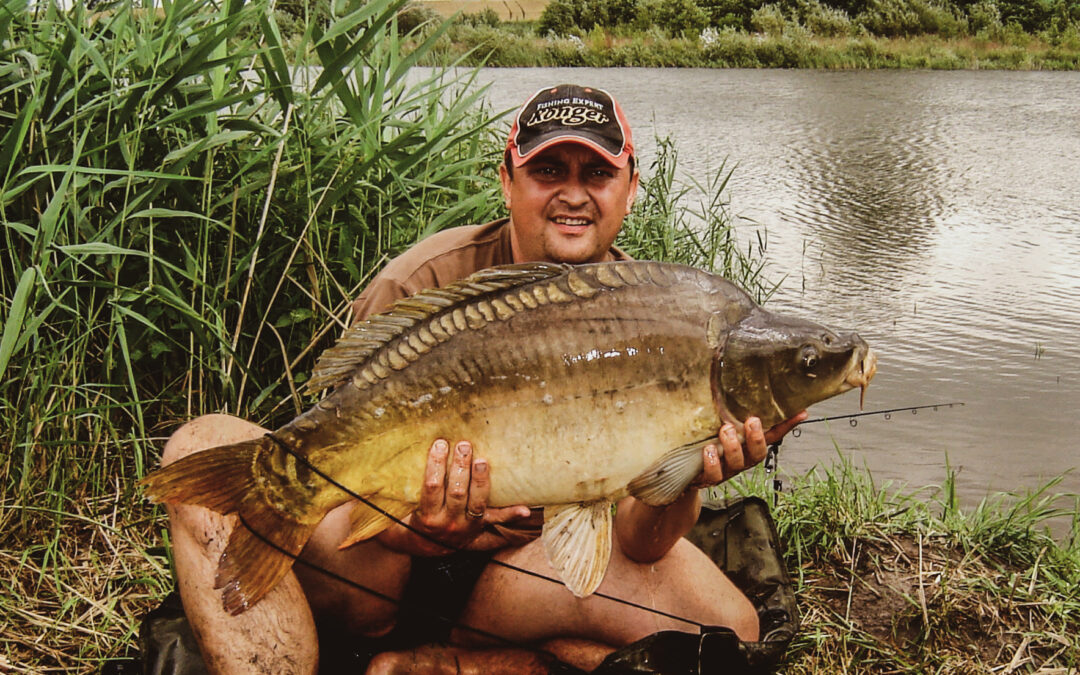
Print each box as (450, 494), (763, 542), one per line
(535, 0), (1080, 39)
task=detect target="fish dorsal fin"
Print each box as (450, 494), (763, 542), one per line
(542, 501), (614, 598)
(627, 439), (710, 506)
(306, 263), (570, 393)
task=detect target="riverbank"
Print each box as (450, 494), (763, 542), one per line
(3, 460), (1077, 672)
(422, 25), (1080, 69)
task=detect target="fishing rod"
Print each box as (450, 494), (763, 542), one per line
(762, 401), (965, 497)
(791, 401), (965, 436)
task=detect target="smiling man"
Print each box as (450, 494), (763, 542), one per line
(157, 84), (803, 675)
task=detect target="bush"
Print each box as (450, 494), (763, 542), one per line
(751, 2), (789, 34)
(794, 0), (855, 36)
(994, 0), (1056, 32)
(587, 0), (641, 27)
(856, 0), (966, 36)
(698, 0), (766, 30)
(652, 0), (710, 35)
(461, 7), (502, 27)
(538, 0), (639, 34)
(397, 2), (443, 35)
(967, 0), (1004, 35)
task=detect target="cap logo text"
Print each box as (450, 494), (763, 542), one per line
(527, 103), (609, 128)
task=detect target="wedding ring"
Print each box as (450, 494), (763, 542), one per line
(465, 506), (484, 520)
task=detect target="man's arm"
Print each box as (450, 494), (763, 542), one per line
(615, 412), (807, 563)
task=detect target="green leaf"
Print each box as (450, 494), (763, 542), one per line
(0, 267), (37, 380)
(274, 308), (313, 328)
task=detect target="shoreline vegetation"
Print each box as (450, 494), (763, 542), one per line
(0, 0), (1077, 672)
(397, 0), (1080, 68)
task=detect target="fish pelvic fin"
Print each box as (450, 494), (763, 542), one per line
(626, 440), (709, 506)
(340, 497), (415, 548)
(542, 502), (614, 598)
(140, 438), (318, 615)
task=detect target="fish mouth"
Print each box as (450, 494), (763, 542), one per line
(845, 348), (878, 409)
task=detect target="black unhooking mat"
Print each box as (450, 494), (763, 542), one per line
(102, 496), (798, 675)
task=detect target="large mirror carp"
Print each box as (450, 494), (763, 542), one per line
(142, 261), (876, 614)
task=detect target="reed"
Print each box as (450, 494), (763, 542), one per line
(0, 0), (502, 667)
(0, 0), (762, 669)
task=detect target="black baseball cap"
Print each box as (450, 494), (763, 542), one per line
(506, 84), (634, 168)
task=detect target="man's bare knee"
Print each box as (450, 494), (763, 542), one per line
(161, 413), (267, 466)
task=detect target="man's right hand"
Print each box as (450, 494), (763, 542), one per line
(376, 439), (534, 556)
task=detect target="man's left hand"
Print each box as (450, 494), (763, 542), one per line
(690, 412), (808, 489)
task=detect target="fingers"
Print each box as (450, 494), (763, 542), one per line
(419, 439), (450, 516)
(742, 417), (768, 468)
(414, 438), (532, 551)
(464, 457), (488, 521)
(695, 416), (773, 489)
(444, 441), (473, 515)
(484, 505), (537, 524)
(719, 423), (747, 475)
(764, 410), (808, 445)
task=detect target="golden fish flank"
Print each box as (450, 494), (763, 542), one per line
(141, 261), (877, 615)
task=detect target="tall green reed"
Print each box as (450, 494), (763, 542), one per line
(0, 0), (505, 520)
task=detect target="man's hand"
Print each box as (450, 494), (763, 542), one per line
(691, 411), (808, 489)
(617, 411), (808, 563)
(379, 439), (533, 556)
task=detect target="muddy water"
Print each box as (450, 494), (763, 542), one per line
(476, 69), (1080, 512)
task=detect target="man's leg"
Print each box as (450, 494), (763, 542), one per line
(455, 533), (759, 649)
(162, 414), (411, 673)
(364, 531), (757, 674)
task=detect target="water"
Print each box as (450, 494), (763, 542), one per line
(474, 69), (1080, 512)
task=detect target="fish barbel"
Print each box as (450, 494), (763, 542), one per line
(142, 261), (876, 614)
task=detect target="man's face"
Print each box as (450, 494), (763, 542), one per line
(500, 144), (638, 265)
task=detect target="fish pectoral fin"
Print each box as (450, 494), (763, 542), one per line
(626, 440), (709, 506)
(541, 502), (613, 598)
(340, 497), (414, 548)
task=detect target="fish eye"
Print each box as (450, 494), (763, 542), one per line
(801, 346), (819, 371)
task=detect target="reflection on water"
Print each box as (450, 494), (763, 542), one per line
(474, 68), (1080, 511)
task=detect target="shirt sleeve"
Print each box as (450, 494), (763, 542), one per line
(349, 275), (413, 325)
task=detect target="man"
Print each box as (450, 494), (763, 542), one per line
(159, 84), (805, 674)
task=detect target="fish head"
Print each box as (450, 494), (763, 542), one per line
(714, 308), (877, 429)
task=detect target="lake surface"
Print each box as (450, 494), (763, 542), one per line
(474, 69), (1080, 513)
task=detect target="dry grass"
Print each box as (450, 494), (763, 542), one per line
(1, 486), (169, 672)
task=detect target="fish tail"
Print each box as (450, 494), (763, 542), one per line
(141, 438), (318, 615)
